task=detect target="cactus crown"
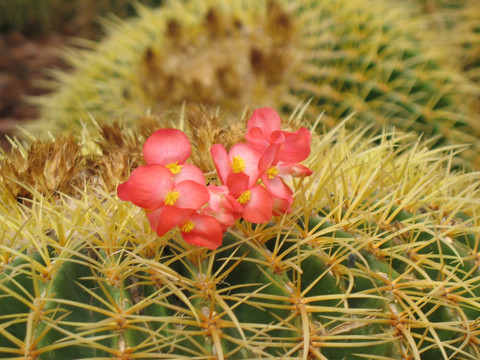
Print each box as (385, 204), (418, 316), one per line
(140, 0), (296, 113)
(1, 106), (479, 359)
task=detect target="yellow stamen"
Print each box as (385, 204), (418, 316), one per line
(232, 155), (246, 173)
(164, 190), (180, 205)
(181, 221), (195, 233)
(238, 190), (251, 205)
(166, 161), (183, 175)
(267, 166), (279, 179)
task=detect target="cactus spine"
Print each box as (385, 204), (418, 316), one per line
(1, 106), (479, 359)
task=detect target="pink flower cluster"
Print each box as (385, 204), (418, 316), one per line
(118, 108), (312, 249)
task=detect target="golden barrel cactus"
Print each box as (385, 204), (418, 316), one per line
(1, 106), (479, 359)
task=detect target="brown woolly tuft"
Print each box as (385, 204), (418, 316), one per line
(185, 104), (246, 172)
(0, 136), (89, 199)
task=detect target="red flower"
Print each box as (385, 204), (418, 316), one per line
(204, 185), (243, 230)
(146, 208), (224, 249)
(210, 143), (262, 188)
(118, 164), (208, 210)
(245, 107), (312, 163)
(226, 173), (273, 223)
(210, 142), (274, 223)
(146, 206), (194, 237)
(143, 128), (205, 184)
(118, 164), (209, 236)
(143, 128), (191, 166)
(118, 108), (314, 250)
(179, 213), (224, 250)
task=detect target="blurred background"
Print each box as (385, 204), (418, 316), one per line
(0, 0), (479, 156)
(0, 0), (164, 149)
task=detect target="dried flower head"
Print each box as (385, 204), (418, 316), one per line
(0, 136), (88, 199)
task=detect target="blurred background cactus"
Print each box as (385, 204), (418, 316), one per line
(0, 0), (166, 150)
(0, 106), (479, 359)
(397, 0), (480, 83)
(25, 0), (480, 167)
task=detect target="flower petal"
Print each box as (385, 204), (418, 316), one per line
(226, 173), (249, 199)
(246, 107), (282, 140)
(174, 180), (210, 209)
(147, 206), (194, 236)
(210, 144), (232, 185)
(229, 143), (262, 187)
(278, 162), (313, 177)
(117, 181), (130, 201)
(121, 164), (173, 211)
(277, 127), (311, 163)
(258, 144), (280, 173)
(263, 175), (293, 203)
(272, 197), (292, 215)
(242, 185), (273, 223)
(181, 213), (224, 250)
(174, 163), (205, 185)
(205, 185), (243, 229)
(143, 128), (191, 165)
(206, 185), (241, 214)
(244, 127), (269, 151)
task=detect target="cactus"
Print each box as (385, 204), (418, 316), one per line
(30, 0), (480, 167)
(1, 105), (479, 359)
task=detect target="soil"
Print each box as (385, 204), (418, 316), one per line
(0, 30), (73, 150)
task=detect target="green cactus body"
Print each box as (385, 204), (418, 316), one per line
(1, 108), (480, 359)
(31, 0), (480, 167)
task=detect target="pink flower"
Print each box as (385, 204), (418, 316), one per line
(245, 107), (283, 150)
(143, 128), (191, 166)
(256, 145), (293, 214)
(247, 108), (313, 181)
(179, 213), (224, 250)
(245, 107), (312, 163)
(146, 206), (195, 237)
(143, 128), (204, 184)
(117, 108), (314, 250)
(226, 173), (273, 223)
(118, 165), (208, 210)
(146, 208), (224, 249)
(118, 164), (210, 235)
(210, 142), (274, 223)
(203, 185), (243, 230)
(258, 143), (313, 180)
(210, 143), (262, 188)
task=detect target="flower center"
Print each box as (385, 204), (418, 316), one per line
(166, 162), (183, 175)
(164, 190), (180, 205)
(181, 221), (195, 233)
(237, 190), (251, 205)
(267, 166), (279, 179)
(232, 155), (246, 173)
